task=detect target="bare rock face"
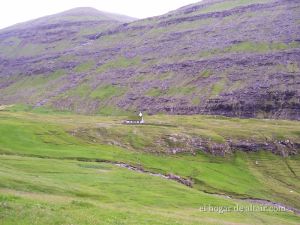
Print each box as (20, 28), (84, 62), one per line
(0, 1), (300, 120)
(165, 134), (299, 157)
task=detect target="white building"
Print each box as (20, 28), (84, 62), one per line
(124, 112), (144, 124)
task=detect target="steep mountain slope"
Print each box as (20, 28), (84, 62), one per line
(0, 7), (136, 58)
(0, 0), (299, 119)
(2, 7), (136, 31)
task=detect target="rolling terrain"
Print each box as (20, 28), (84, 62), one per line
(0, 1), (300, 224)
(0, 0), (299, 119)
(0, 109), (300, 224)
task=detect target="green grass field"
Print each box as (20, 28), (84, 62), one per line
(0, 110), (299, 224)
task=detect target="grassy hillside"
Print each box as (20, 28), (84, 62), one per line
(0, 0), (300, 223)
(0, 0), (299, 119)
(0, 110), (299, 224)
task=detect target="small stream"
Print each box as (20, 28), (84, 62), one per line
(115, 163), (193, 187)
(2, 152), (298, 215)
(114, 162), (300, 215)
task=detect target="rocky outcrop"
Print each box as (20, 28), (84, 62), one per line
(163, 134), (299, 156)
